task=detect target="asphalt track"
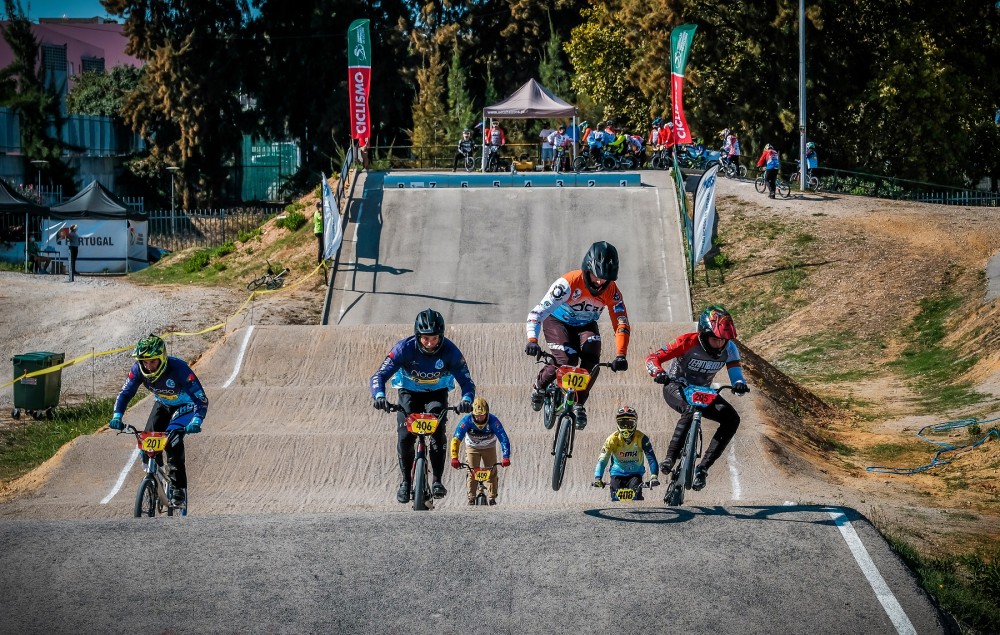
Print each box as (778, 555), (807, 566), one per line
(0, 171), (948, 633)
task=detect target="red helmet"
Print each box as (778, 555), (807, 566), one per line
(697, 306), (737, 356)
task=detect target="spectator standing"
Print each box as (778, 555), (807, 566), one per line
(539, 124), (555, 170)
(68, 224), (80, 276)
(313, 201), (324, 263)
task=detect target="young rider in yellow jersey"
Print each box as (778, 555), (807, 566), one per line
(593, 406), (659, 501)
(524, 241), (630, 430)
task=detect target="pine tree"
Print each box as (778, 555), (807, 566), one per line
(447, 43), (476, 136)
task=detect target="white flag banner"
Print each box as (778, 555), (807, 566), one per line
(692, 164), (720, 267)
(322, 173), (343, 261)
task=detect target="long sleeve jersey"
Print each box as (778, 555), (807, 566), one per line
(456, 139), (475, 155)
(595, 430), (658, 478)
(644, 332), (746, 388)
(370, 336), (476, 401)
(113, 356), (209, 420)
(449, 413), (512, 459)
(525, 269), (631, 357)
(757, 148), (780, 169)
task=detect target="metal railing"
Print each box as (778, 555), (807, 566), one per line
(367, 143), (543, 170)
(147, 205), (284, 252)
(773, 163), (999, 207)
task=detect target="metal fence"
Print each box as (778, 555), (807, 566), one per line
(147, 205), (284, 252)
(368, 143), (542, 170)
(775, 163), (999, 207)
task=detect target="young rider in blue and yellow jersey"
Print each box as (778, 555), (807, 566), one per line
(450, 397), (511, 505)
(108, 334), (208, 507)
(524, 241), (630, 430)
(371, 308), (476, 504)
(593, 406), (659, 501)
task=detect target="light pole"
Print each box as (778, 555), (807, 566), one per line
(166, 166), (180, 235)
(28, 160), (48, 273)
(798, 0), (807, 190)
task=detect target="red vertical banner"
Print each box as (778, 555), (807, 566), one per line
(670, 24), (698, 146)
(348, 19), (372, 146)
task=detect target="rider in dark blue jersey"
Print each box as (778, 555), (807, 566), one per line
(109, 334), (208, 507)
(371, 308), (476, 504)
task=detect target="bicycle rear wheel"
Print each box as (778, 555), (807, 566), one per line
(551, 415), (573, 491)
(542, 388), (557, 430)
(465, 155), (477, 172)
(265, 276), (284, 290)
(808, 175), (820, 191)
(737, 164), (747, 179)
(754, 176), (767, 194)
(134, 477), (157, 518)
(413, 456), (430, 511)
(777, 181), (791, 198)
(246, 276), (266, 292)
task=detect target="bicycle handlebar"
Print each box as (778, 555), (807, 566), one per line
(534, 351), (616, 371)
(381, 402), (460, 416)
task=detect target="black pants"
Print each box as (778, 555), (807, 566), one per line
(453, 152), (471, 170)
(396, 388), (449, 483)
(143, 401), (188, 489)
(661, 382), (740, 470)
(535, 317), (602, 406)
(765, 168), (778, 195)
(69, 246), (78, 275)
(610, 473), (644, 500)
(315, 233), (323, 263)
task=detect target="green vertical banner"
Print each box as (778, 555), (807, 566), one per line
(669, 24), (698, 146)
(348, 19), (372, 146)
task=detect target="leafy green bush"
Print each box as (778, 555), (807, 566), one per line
(284, 202), (305, 214)
(212, 241), (235, 258)
(276, 210), (307, 231)
(237, 228), (262, 243)
(183, 249), (211, 273)
(212, 262), (227, 272)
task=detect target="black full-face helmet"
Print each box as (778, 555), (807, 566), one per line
(581, 241), (620, 295)
(414, 308), (445, 354)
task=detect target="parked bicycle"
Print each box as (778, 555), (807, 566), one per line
(119, 423), (187, 517)
(384, 402), (458, 511)
(754, 171), (792, 199)
(663, 384), (734, 506)
(789, 160), (821, 191)
(458, 461), (502, 506)
(483, 144), (506, 173)
(535, 352), (614, 491)
(459, 149), (479, 172)
(246, 259), (289, 292)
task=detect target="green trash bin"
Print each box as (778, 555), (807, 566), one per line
(11, 351), (64, 419)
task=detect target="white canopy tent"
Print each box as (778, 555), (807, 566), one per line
(481, 79), (579, 169)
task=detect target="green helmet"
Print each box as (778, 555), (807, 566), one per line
(133, 334), (167, 382)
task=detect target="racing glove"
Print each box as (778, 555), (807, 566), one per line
(592, 479), (606, 488)
(610, 356), (628, 372)
(501, 458), (511, 467)
(109, 414), (123, 431)
(457, 399), (473, 414)
(373, 396), (388, 411)
(451, 458), (462, 470)
(653, 372), (670, 385)
(524, 340), (541, 357)
(733, 381), (750, 395)
(185, 417), (202, 434)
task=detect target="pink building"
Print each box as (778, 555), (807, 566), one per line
(0, 17), (141, 90)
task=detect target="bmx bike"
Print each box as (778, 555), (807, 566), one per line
(458, 462), (502, 506)
(663, 384), (734, 506)
(119, 423), (188, 517)
(385, 402), (458, 511)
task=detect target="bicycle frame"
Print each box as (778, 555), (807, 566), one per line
(664, 384), (733, 506)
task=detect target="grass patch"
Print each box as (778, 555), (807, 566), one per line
(182, 249), (212, 273)
(820, 435), (856, 456)
(0, 398), (119, 481)
(237, 227), (262, 243)
(792, 232), (817, 246)
(212, 241), (235, 258)
(867, 442), (924, 462)
(879, 531), (1000, 632)
(891, 291), (988, 411)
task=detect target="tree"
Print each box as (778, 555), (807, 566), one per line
(447, 42), (476, 134)
(66, 66), (142, 116)
(102, 0), (252, 206)
(538, 13), (571, 100)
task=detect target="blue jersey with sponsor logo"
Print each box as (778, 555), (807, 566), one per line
(370, 336), (476, 401)
(113, 356), (209, 421)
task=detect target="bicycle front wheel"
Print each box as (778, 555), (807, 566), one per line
(134, 477), (157, 518)
(808, 175), (820, 191)
(265, 276), (284, 291)
(754, 176), (767, 194)
(465, 155), (476, 172)
(737, 164), (747, 179)
(412, 456), (430, 511)
(551, 415), (573, 491)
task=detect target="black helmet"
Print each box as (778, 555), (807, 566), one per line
(414, 308), (445, 354)
(581, 241), (619, 295)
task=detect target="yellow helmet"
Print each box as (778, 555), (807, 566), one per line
(472, 397), (490, 429)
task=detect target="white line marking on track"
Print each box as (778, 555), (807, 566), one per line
(827, 508), (917, 635)
(222, 325), (255, 389)
(100, 449), (138, 504)
(654, 188), (674, 321)
(355, 202), (364, 230)
(727, 445), (742, 500)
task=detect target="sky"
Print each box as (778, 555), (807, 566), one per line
(20, 1), (115, 20)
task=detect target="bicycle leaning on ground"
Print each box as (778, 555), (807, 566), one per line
(246, 259), (289, 291)
(535, 352), (614, 492)
(662, 383), (735, 506)
(119, 423), (188, 517)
